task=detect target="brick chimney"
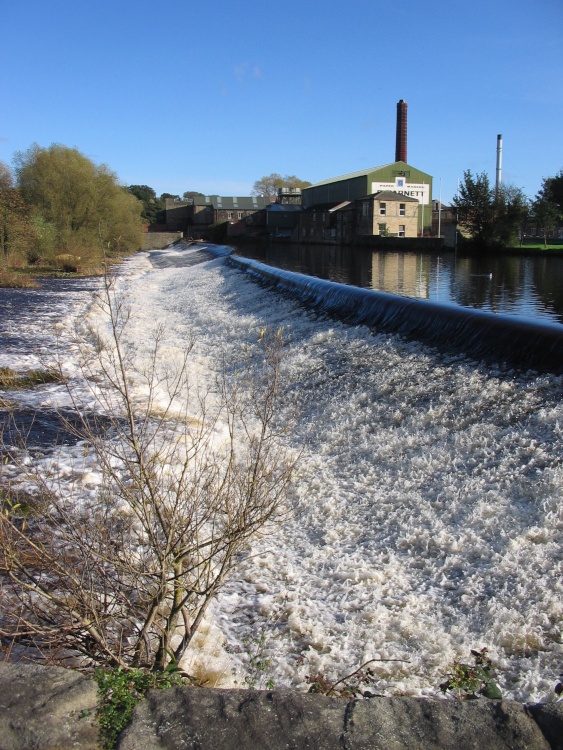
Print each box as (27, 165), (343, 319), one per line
(395, 99), (408, 163)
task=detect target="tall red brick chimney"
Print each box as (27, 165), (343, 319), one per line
(395, 99), (408, 163)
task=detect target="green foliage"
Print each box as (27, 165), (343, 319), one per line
(532, 170), (563, 246)
(540, 168), (563, 213)
(452, 170), (529, 249)
(242, 629), (275, 691)
(440, 648), (502, 700)
(14, 144), (142, 269)
(494, 184), (529, 246)
(0, 161), (13, 190)
(452, 171), (496, 247)
(126, 184), (165, 224)
(95, 665), (190, 749)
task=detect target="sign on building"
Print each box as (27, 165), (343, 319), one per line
(371, 177), (430, 205)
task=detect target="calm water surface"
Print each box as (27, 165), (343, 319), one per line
(232, 243), (563, 326)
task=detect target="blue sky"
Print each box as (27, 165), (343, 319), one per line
(1, 0), (561, 203)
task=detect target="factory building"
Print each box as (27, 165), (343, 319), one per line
(301, 100), (433, 235)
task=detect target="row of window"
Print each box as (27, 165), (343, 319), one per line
(361, 202), (407, 217)
(226, 212), (244, 220)
(379, 202), (407, 217)
(378, 223), (406, 237)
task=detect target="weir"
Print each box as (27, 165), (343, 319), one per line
(224, 253), (563, 373)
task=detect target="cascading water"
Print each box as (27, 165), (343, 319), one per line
(227, 254), (563, 373)
(1, 242), (561, 701)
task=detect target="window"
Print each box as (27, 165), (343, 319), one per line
(398, 225), (406, 237)
(238, 212), (243, 219)
(362, 202), (369, 217)
(227, 212), (232, 220)
(378, 223), (387, 236)
(399, 203), (406, 216)
(379, 203), (387, 216)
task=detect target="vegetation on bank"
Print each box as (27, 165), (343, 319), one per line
(0, 367), (64, 389)
(0, 145), (143, 283)
(453, 168), (563, 252)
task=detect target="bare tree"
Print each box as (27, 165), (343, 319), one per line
(0, 276), (296, 672)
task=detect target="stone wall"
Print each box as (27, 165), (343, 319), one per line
(0, 663), (561, 750)
(141, 232), (183, 250)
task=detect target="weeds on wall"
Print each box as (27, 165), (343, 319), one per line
(95, 663), (191, 749)
(440, 648), (502, 700)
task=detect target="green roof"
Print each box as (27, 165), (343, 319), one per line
(308, 161), (431, 188)
(310, 163), (395, 187)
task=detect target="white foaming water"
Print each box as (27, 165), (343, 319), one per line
(2, 244), (562, 701)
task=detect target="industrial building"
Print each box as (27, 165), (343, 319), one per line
(301, 101), (433, 236)
(156, 100), (435, 244)
(165, 195), (271, 238)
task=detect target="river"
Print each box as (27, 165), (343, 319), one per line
(0, 243), (562, 701)
(231, 242), (563, 326)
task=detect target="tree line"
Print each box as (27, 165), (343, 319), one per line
(0, 149), (313, 280)
(453, 169), (563, 250)
(0, 145), (144, 274)
(3, 140), (559, 271)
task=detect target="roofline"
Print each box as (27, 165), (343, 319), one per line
(307, 163), (395, 188)
(305, 161), (432, 188)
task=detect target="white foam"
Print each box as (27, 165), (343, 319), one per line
(2, 245), (562, 701)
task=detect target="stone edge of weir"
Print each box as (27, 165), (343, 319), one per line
(1, 663), (562, 750)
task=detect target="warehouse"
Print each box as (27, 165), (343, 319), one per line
(301, 100), (433, 235)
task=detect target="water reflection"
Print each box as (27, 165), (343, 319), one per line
(231, 242), (563, 326)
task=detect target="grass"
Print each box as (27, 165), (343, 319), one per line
(516, 241), (563, 251)
(0, 268), (39, 288)
(0, 367), (64, 389)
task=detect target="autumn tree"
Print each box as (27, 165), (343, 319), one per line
(0, 161), (36, 265)
(252, 173), (311, 197)
(0, 161), (13, 190)
(15, 144), (143, 268)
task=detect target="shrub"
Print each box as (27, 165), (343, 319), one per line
(440, 648), (502, 700)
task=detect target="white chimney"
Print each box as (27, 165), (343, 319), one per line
(495, 134), (503, 195)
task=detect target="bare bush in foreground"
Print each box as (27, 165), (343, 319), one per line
(0, 276), (295, 671)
